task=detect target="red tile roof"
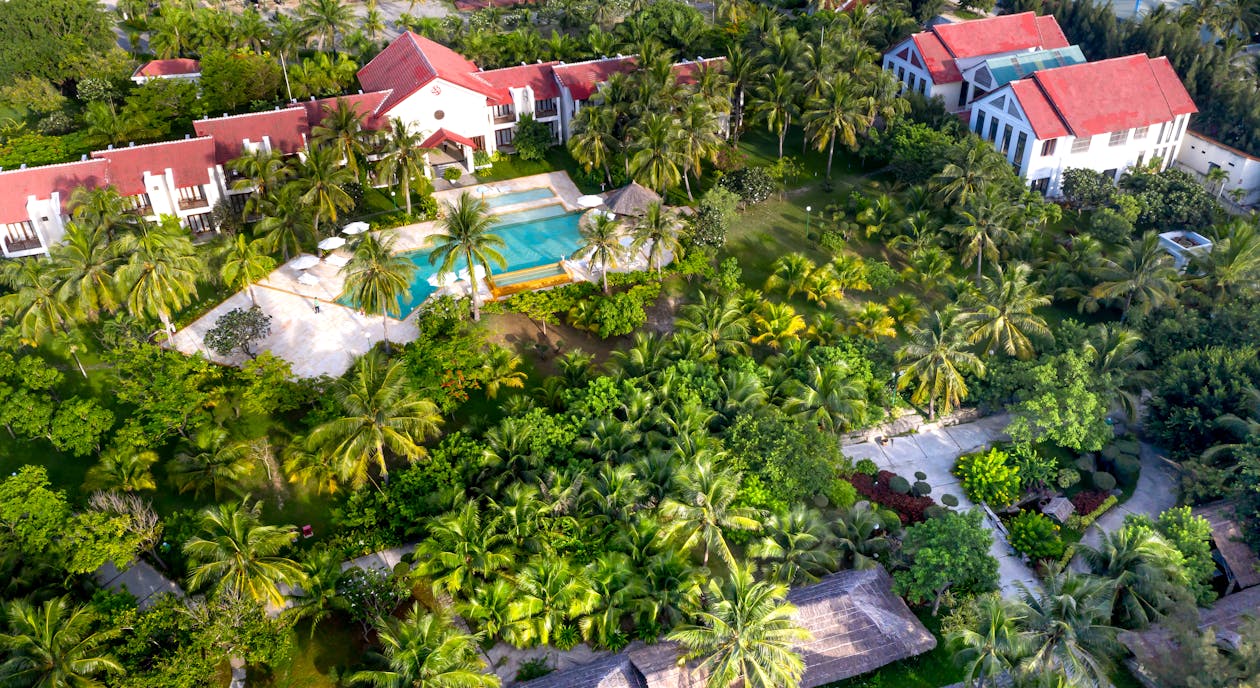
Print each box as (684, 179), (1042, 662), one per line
(1008, 80), (1069, 139)
(298, 92), (391, 130)
(0, 159), (109, 224)
(133, 58), (201, 78)
(904, 13), (1068, 84)
(1021, 54), (1197, 138)
(357, 32), (499, 114)
(194, 108), (309, 165)
(478, 62), (561, 104)
(553, 56), (637, 100)
(672, 57), (726, 86)
(418, 128), (478, 149)
(91, 137), (217, 196)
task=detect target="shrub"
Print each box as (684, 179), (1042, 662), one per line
(442, 166), (463, 183)
(516, 658), (553, 682)
(912, 481), (932, 497)
(690, 186), (740, 248)
(954, 448), (1021, 508)
(914, 471), (927, 481)
(847, 470), (937, 524)
(37, 111), (74, 135)
(1008, 511), (1066, 560)
(1070, 490), (1112, 515)
(854, 458), (879, 476)
(940, 493), (959, 507)
(1075, 454), (1097, 472)
(1092, 471), (1117, 491)
(826, 478), (858, 510)
(718, 166), (774, 205)
(512, 114), (554, 161)
(1113, 456), (1141, 484)
(1066, 494), (1118, 531)
(863, 260), (900, 292)
(889, 475), (911, 494)
(1056, 468), (1081, 489)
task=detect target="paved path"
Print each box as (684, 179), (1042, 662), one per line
(94, 560), (186, 610)
(1078, 442), (1179, 550)
(843, 414), (1042, 595)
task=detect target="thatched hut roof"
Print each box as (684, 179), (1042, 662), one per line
(1193, 500), (1260, 590)
(604, 182), (662, 218)
(517, 568), (935, 688)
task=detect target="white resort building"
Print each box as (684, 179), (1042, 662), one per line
(0, 33), (722, 259)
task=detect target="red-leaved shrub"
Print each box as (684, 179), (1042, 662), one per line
(846, 470), (936, 524)
(1071, 490), (1111, 515)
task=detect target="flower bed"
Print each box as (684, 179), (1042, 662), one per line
(847, 470), (937, 524)
(1070, 490), (1111, 515)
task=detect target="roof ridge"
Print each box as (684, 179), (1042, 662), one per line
(0, 156), (108, 176)
(91, 135), (216, 156)
(194, 106), (307, 125)
(1028, 71), (1074, 137)
(1146, 55), (1176, 122)
(554, 54), (638, 69)
(406, 32), (437, 80)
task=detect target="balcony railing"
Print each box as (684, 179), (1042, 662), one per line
(493, 113), (516, 125)
(178, 196), (210, 211)
(4, 236), (43, 254)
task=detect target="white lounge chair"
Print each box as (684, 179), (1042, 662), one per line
(325, 253), (350, 268)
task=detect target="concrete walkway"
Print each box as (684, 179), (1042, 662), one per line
(1079, 442), (1179, 550)
(94, 560), (186, 610)
(842, 414), (1042, 595)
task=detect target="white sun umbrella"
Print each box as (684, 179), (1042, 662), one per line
(457, 264), (488, 281)
(341, 221), (369, 235)
(577, 194), (604, 208)
(318, 236), (347, 251)
(427, 271), (458, 287)
(297, 272), (320, 286)
(291, 254), (320, 270)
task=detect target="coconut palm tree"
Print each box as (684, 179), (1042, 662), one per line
(506, 558), (599, 648)
(661, 458), (760, 569)
(568, 106), (619, 186)
(312, 98), (370, 179)
(1085, 324), (1150, 421)
(675, 293), (751, 358)
(84, 448), (159, 492)
(751, 301), (806, 350)
(229, 149), (290, 218)
(429, 192), (505, 321)
(783, 361), (868, 433)
(960, 262), (1052, 360)
(1192, 220), (1260, 301)
(481, 346), (526, 399)
(352, 604), (498, 688)
(297, 0), (354, 51)
(629, 112), (684, 194)
(0, 597), (122, 688)
(754, 68), (799, 159)
(169, 425), (256, 500)
(414, 501), (512, 597)
(1091, 232), (1180, 321)
(48, 222), (123, 322)
(932, 142), (1003, 208)
(576, 212), (625, 295)
(0, 258), (78, 348)
(116, 216), (200, 340)
(668, 564), (811, 688)
(849, 302), (897, 340)
(286, 549), (346, 637)
(69, 186), (137, 238)
(292, 144), (355, 238)
(750, 506), (837, 585)
(630, 201), (681, 277)
(951, 194), (1015, 284)
(184, 498), (304, 608)
(897, 308), (985, 420)
(832, 501), (892, 570)
(675, 102), (723, 200)
(803, 72), (872, 180)
(725, 45), (762, 143)
(1015, 567), (1121, 687)
(342, 231), (416, 347)
(765, 253), (817, 298)
(1080, 527), (1185, 630)
(255, 186), (317, 259)
(219, 234), (275, 306)
(376, 118), (431, 217)
(947, 595), (1029, 688)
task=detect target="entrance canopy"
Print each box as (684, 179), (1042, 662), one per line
(419, 128), (479, 149)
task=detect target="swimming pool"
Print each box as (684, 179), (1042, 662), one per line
(342, 203), (584, 318)
(482, 187), (556, 209)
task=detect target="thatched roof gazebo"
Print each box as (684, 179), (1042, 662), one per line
(519, 568), (935, 688)
(604, 182), (662, 218)
(1193, 500), (1260, 593)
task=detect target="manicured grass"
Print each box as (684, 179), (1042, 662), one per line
(253, 619), (366, 688)
(822, 609), (962, 688)
(476, 148), (602, 194)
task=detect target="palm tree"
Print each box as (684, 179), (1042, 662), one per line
(582, 552), (641, 649)
(229, 149), (290, 218)
(0, 597), (122, 688)
(1080, 527), (1185, 630)
(765, 253), (817, 298)
(950, 192), (1015, 284)
(629, 112), (683, 193)
(803, 72), (872, 179)
(1090, 232), (1180, 321)
(897, 308), (985, 420)
(255, 186), (316, 259)
(1192, 220), (1260, 300)
(506, 559), (599, 648)
(932, 142), (1002, 207)
(631, 202), (680, 277)
(292, 144), (355, 238)
(724, 45), (762, 143)
(661, 458), (760, 568)
(376, 118), (431, 217)
(849, 302), (897, 340)
(481, 346), (526, 399)
(751, 301), (806, 350)
(676, 102), (723, 200)
(414, 501), (512, 596)
(429, 192), (505, 321)
(668, 565), (811, 688)
(754, 68), (798, 159)
(1205, 165), (1230, 199)
(169, 425), (256, 500)
(312, 98), (370, 179)
(69, 186), (137, 238)
(0, 258), (78, 347)
(1015, 567), (1121, 687)
(48, 222), (123, 322)
(568, 106), (619, 186)
(783, 361), (868, 432)
(184, 498), (304, 608)
(342, 231), (416, 347)
(352, 604), (499, 688)
(832, 501), (891, 570)
(286, 550), (346, 636)
(947, 595), (1029, 688)
(84, 448), (159, 492)
(219, 234), (275, 306)
(750, 506), (837, 585)
(960, 263), (1052, 360)
(675, 293), (751, 358)
(576, 213), (625, 295)
(116, 216), (200, 340)
(309, 352), (443, 490)
(297, 0), (354, 51)
(1085, 324), (1150, 420)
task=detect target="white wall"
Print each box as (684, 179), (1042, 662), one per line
(386, 78), (498, 154)
(1176, 131), (1260, 206)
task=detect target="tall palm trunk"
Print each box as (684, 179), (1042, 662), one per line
(402, 174), (412, 216)
(976, 251), (983, 285)
(382, 314), (390, 354)
(683, 166), (694, 201)
(602, 261), (610, 295)
(467, 250), (481, 321)
(825, 132), (836, 180)
(778, 118), (789, 159)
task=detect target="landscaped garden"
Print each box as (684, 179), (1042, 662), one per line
(2, 0), (1260, 687)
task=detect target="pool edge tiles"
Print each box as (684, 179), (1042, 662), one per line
(481, 186), (557, 209)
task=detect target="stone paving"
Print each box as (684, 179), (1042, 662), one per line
(1078, 441), (1179, 550)
(94, 560), (186, 610)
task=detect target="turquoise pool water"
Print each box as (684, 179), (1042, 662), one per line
(341, 203), (583, 318)
(483, 187), (556, 209)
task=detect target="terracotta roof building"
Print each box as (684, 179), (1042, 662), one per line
(132, 58), (202, 84)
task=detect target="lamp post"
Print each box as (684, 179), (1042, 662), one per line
(805, 205), (812, 234)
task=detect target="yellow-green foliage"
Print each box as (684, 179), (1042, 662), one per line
(953, 447), (1021, 507)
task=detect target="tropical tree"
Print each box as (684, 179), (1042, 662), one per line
(429, 192), (505, 321)
(751, 301), (806, 350)
(255, 186), (316, 259)
(297, 0), (355, 51)
(631, 201), (680, 276)
(1015, 567), (1121, 687)
(286, 549), (346, 636)
(1090, 232), (1180, 321)
(506, 559), (599, 648)
(576, 213), (625, 295)
(668, 565), (811, 688)
(629, 112), (683, 193)
(292, 144), (355, 238)
(84, 448), (159, 493)
(1192, 220), (1260, 300)
(897, 308), (985, 419)
(229, 149), (290, 217)
(481, 346), (526, 399)
(568, 106), (618, 185)
(754, 68), (799, 159)
(675, 293), (751, 358)
(169, 426), (256, 500)
(676, 101), (723, 200)
(351, 604), (499, 688)
(832, 501), (891, 570)
(0, 597), (122, 688)
(69, 186), (137, 238)
(342, 231), (416, 347)
(0, 258), (78, 348)
(1079, 526), (1186, 630)
(312, 98), (370, 179)
(932, 142), (1003, 207)
(960, 262), (1051, 360)
(661, 458), (760, 568)
(414, 501), (512, 596)
(376, 117), (431, 217)
(782, 361), (867, 432)
(803, 72), (872, 179)
(950, 192), (1015, 284)
(49, 222), (123, 321)
(750, 506), (837, 584)
(947, 595), (1028, 688)
(117, 216), (200, 340)
(219, 234), (275, 306)
(308, 352), (443, 490)
(184, 498), (304, 608)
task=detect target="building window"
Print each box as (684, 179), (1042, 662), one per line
(1041, 138), (1057, 156)
(1012, 132), (1028, 171)
(1104, 168), (1119, 181)
(186, 212), (215, 234)
(1133, 126), (1149, 140)
(1071, 137), (1091, 154)
(897, 66), (905, 82)
(492, 104), (513, 119)
(1158, 121), (1169, 144)
(958, 82), (970, 109)
(1000, 126), (1014, 155)
(495, 128), (514, 146)
(537, 98), (557, 115)
(1175, 116), (1186, 141)
(918, 79), (927, 94)
(1109, 130), (1128, 147)
(987, 118), (999, 143)
(434, 110), (446, 120)
(1030, 177), (1050, 195)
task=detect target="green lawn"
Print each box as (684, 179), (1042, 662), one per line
(253, 619), (366, 688)
(476, 148), (602, 194)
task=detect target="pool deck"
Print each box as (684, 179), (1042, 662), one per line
(170, 172), (588, 379)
